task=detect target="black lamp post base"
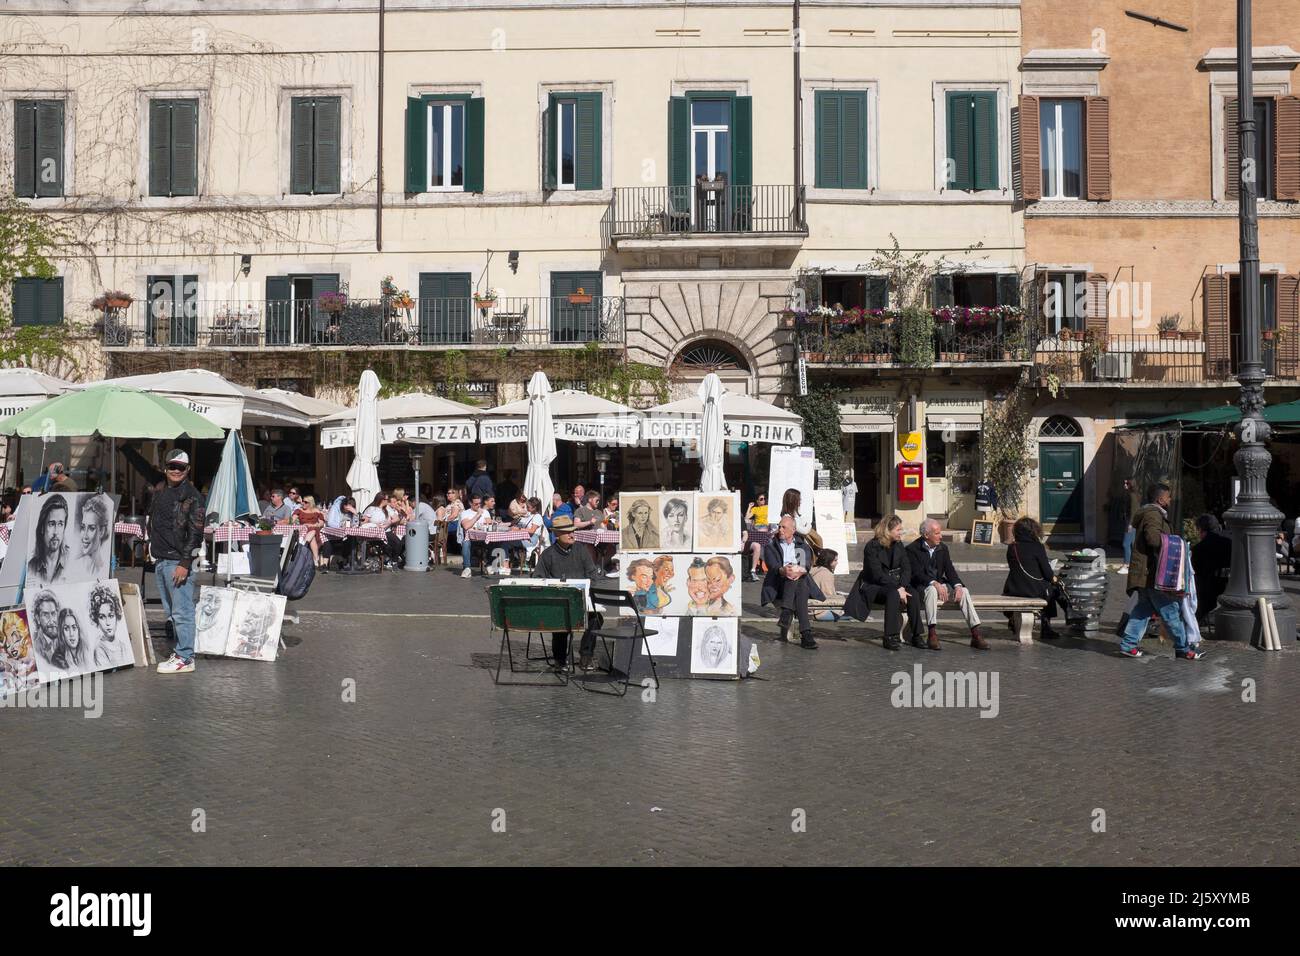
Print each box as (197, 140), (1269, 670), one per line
(1213, 602), (1295, 645)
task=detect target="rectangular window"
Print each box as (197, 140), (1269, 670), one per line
(146, 274), (198, 346)
(1044, 271), (1087, 334)
(429, 100), (466, 190)
(1230, 273), (1279, 373)
(11, 277), (63, 326)
(814, 90), (868, 190)
(953, 274), (999, 308)
(14, 100), (64, 198)
(821, 274), (887, 310)
(945, 91), (998, 191)
(1040, 98), (1085, 199)
(1227, 97), (1276, 200)
(290, 96), (341, 195)
(557, 99), (576, 189)
(148, 99), (198, 197)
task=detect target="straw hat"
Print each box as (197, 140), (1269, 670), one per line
(804, 529), (824, 551)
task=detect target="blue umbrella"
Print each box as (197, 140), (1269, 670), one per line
(206, 428), (258, 582)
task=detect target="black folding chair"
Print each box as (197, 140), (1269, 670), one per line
(489, 585), (585, 687)
(582, 588), (660, 697)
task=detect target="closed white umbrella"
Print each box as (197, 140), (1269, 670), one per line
(523, 370), (556, 508)
(346, 369), (381, 505)
(698, 372), (727, 491)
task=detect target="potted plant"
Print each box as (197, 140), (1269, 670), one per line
(567, 287), (593, 305)
(1157, 314), (1180, 340)
(1059, 327), (1074, 341)
(91, 290), (134, 310)
(318, 291), (347, 314)
(255, 518), (276, 534)
(380, 275), (400, 297)
(473, 287), (501, 310)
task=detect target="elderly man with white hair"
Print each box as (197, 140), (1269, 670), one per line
(905, 518), (988, 650)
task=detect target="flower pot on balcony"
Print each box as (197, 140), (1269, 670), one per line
(779, 313), (796, 329)
(1059, 329), (1073, 341)
(940, 352), (969, 363)
(1159, 329), (1179, 340)
(1180, 330), (1198, 341)
(1263, 329), (1276, 341)
(804, 352), (827, 363)
(473, 297), (497, 310)
(567, 294), (593, 305)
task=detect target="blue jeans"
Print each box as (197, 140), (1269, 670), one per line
(156, 559), (196, 661)
(1121, 588), (1187, 653)
(1122, 527), (1136, 565)
(461, 536), (474, 569)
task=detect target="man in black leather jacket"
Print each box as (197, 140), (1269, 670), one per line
(150, 449), (205, 673)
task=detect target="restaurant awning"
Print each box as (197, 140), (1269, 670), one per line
(642, 391), (804, 445)
(93, 369), (310, 429)
(258, 388), (348, 423)
(925, 412), (982, 432)
(1118, 400), (1300, 431)
(0, 368), (73, 419)
(318, 392), (481, 448)
(840, 413), (894, 433)
(479, 389), (641, 444)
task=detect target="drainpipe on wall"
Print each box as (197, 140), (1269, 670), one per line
(792, 0), (803, 202)
(376, 0), (386, 252)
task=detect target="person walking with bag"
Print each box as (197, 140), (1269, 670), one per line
(151, 449), (205, 674)
(1119, 483), (1205, 660)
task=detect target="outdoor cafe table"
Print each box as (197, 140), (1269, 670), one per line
(115, 521), (146, 540)
(468, 527), (532, 573)
(574, 529), (620, 545)
(206, 523), (300, 544)
(319, 524), (397, 574)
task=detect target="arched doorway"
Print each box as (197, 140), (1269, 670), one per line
(1038, 415), (1084, 534)
(670, 340), (753, 398)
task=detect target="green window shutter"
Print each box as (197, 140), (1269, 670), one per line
(290, 98), (314, 194)
(997, 273), (1020, 307)
(170, 99), (199, 196)
(815, 91), (841, 189)
(933, 274), (955, 307)
(841, 91), (867, 189)
(14, 102), (36, 198)
(947, 93), (973, 190)
(866, 276), (889, 310)
(668, 96), (689, 191)
(418, 273), (445, 299)
(12, 279), (38, 325)
(313, 97), (341, 194)
(464, 97), (485, 193)
(543, 94), (557, 191)
(148, 100), (172, 196)
(35, 101), (63, 197)
(313, 274), (340, 297)
(731, 94), (752, 188)
(405, 96), (427, 194)
(265, 275), (291, 345)
(972, 91), (998, 190)
(266, 276), (290, 302)
(575, 92), (601, 190)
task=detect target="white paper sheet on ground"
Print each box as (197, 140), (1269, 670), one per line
(195, 586), (238, 655)
(812, 490), (848, 568)
(691, 618), (738, 676)
(225, 590), (286, 662)
(641, 616), (680, 657)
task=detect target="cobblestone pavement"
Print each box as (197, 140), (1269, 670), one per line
(1, 564), (1296, 866)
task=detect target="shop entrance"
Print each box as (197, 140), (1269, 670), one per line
(852, 433), (882, 519)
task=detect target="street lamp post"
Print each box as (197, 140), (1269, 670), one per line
(1215, 0), (1295, 645)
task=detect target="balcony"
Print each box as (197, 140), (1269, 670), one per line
(602, 184), (807, 251)
(98, 296), (625, 350)
(1034, 333), (1299, 386)
(795, 307), (1035, 368)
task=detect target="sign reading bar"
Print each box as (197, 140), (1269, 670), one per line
(642, 417), (803, 446)
(320, 419), (478, 449)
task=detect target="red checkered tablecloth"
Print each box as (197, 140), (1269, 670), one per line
(468, 528), (531, 543)
(321, 524), (389, 541)
(206, 524), (299, 544)
(574, 529), (620, 545)
(114, 522), (146, 540)
(0, 524), (11, 544)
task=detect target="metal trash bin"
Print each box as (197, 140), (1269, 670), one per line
(404, 520), (429, 572)
(1060, 548), (1108, 633)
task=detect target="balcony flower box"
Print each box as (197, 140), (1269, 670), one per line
(473, 295), (497, 310)
(92, 291), (134, 311)
(1263, 329), (1276, 341)
(1158, 329), (1179, 341)
(567, 288), (593, 305)
(804, 351), (827, 363)
(1180, 330), (1198, 341)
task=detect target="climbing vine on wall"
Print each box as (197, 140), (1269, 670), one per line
(791, 385), (845, 487)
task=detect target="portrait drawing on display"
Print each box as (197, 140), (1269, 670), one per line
(27, 493), (72, 587)
(660, 496), (693, 551)
(691, 620), (738, 676)
(621, 495), (660, 551)
(89, 581), (134, 670)
(694, 492), (739, 552)
(0, 610), (39, 695)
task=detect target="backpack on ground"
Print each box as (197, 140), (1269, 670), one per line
(277, 539), (316, 600)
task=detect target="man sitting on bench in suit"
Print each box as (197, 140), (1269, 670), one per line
(907, 518), (988, 651)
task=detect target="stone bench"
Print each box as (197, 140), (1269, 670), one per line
(811, 594), (1050, 644)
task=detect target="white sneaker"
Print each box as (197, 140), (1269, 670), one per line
(156, 654), (195, 674)
(1117, 565), (1129, 574)
(461, 568), (473, 578)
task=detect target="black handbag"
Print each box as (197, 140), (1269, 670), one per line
(1012, 543), (1071, 612)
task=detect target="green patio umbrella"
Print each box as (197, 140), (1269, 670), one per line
(0, 385), (223, 492)
(0, 384), (224, 439)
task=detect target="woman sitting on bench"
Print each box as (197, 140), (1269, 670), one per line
(1002, 516), (1060, 640)
(843, 514), (918, 651)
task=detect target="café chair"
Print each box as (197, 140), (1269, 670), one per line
(582, 588), (660, 698)
(489, 584), (585, 687)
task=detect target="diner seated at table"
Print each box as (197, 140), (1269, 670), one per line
(511, 496), (545, 567)
(295, 495), (328, 569)
(458, 494), (488, 578)
(262, 488), (295, 524)
(603, 494), (619, 530)
(362, 492), (404, 569)
(508, 490), (528, 520)
(543, 491), (573, 540)
(573, 491), (603, 531)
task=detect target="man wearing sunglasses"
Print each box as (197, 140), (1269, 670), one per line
(150, 449), (205, 674)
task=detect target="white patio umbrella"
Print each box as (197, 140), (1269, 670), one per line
(0, 368), (73, 488)
(94, 368), (310, 429)
(523, 370), (556, 508)
(479, 389), (640, 444)
(317, 392), (480, 449)
(345, 369), (381, 506)
(257, 387), (348, 423)
(698, 372), (727, 491)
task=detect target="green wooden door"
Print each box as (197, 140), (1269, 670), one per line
(1039, 442), (1083, 532)
(418, 273), (472, 344)
(550, 272), (603, 344)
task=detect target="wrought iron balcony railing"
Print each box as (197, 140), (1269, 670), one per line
(98, 296), (625, 349)
(603, 184), (807, 244)
(1032, 332), (1298, 385)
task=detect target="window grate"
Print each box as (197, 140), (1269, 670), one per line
(1039, 415), (1082, 438)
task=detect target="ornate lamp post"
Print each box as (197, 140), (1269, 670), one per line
(1215, 0), (1295, 644)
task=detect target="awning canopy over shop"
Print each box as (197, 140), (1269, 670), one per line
(643, 391), (804, 445)
(925, 412), (982, 432)
(479, 390), (641, 445)
(318, 392), (481, 449)
(0, 368), (73, 419)
(840, 414), (894, 433)
(1118, 400), (1300, 432)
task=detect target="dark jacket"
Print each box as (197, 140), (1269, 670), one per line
(148, 479), (205, 570)
(905, 538), (962, 591)
(1126, 502), (1171, 594)
(760, 533), (825, 606)
(843, 538), (911, 621)
(465, 470), (494, 503)
(1003, 533), (1054, 600)
(1191, 530), (1232, 612)
(533, 540), (600, 581)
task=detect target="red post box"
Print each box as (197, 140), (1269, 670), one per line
(897, 462), (924, 503)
